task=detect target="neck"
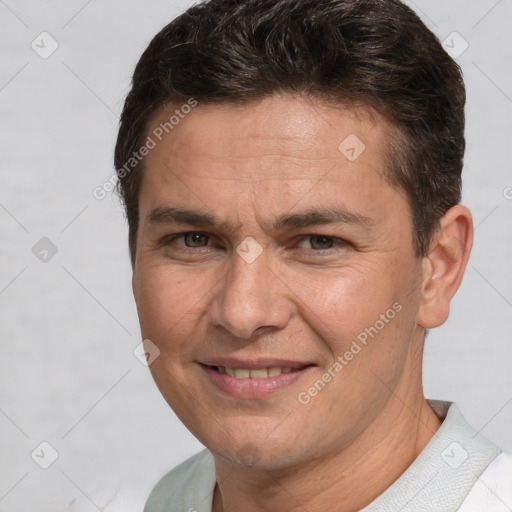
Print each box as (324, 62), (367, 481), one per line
(212, 386), (442, 512)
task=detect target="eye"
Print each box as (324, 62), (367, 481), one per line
(182, 233), (209, 247)
(297, 235), (345, 250)
(164, 232), (211, 248)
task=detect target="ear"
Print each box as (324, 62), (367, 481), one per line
(417, 205), (473, 329)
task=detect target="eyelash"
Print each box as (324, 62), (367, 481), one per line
(160, 232), (349, 253)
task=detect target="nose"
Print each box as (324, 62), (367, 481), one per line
(208, 252), (293, 339)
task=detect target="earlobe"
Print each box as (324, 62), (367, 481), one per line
(417, 205), (473, 329)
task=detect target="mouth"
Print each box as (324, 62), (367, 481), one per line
(198, 361), (316, 399)
(206, 364), (311, 379)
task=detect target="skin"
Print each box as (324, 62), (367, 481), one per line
(132, 93), (473, 511)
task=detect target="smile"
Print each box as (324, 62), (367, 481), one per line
(199, 363), (315, 399)
(213, 365), (303, 379)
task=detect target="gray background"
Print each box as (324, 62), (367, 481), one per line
(0, 0), (511, 510)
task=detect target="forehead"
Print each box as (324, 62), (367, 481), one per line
(148, 95), (386, 171)
(138, 94), (405, 222)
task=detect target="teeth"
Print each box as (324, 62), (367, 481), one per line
(234, 368), (250, 378)
(268, 367), (282, 377)
(217, 366), (295, 379)
(250, 368), (269, 379)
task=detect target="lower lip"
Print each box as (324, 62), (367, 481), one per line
(199, 364), (314, 399)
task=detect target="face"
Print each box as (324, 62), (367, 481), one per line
(132, 94), (426, 469)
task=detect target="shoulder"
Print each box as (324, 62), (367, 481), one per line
(458, 452), (512, 511)
(144, 449), (216, 512)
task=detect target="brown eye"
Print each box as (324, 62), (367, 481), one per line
(182, 233), (209, 247)
(309, 235), (336, 250)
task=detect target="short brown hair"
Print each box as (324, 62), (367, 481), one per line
(114, 0), (465, 266)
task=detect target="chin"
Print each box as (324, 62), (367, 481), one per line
(207, 434), (315, 472)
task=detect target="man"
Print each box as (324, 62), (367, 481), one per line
(114, 0), (511, 510)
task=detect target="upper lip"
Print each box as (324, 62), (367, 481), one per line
(200, 358), (314, 370)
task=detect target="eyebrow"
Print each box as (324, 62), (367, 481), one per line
(145, 207), (235, 234)
(144, 206), (374, 233)
(272, 208), (373, 230)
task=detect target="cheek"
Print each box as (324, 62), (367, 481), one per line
(289, 260), (418, 394)
(133, 266), (211, 343)
(289, 266), (396, 348)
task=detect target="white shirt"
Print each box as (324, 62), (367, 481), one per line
(144, 401), (512, 511)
